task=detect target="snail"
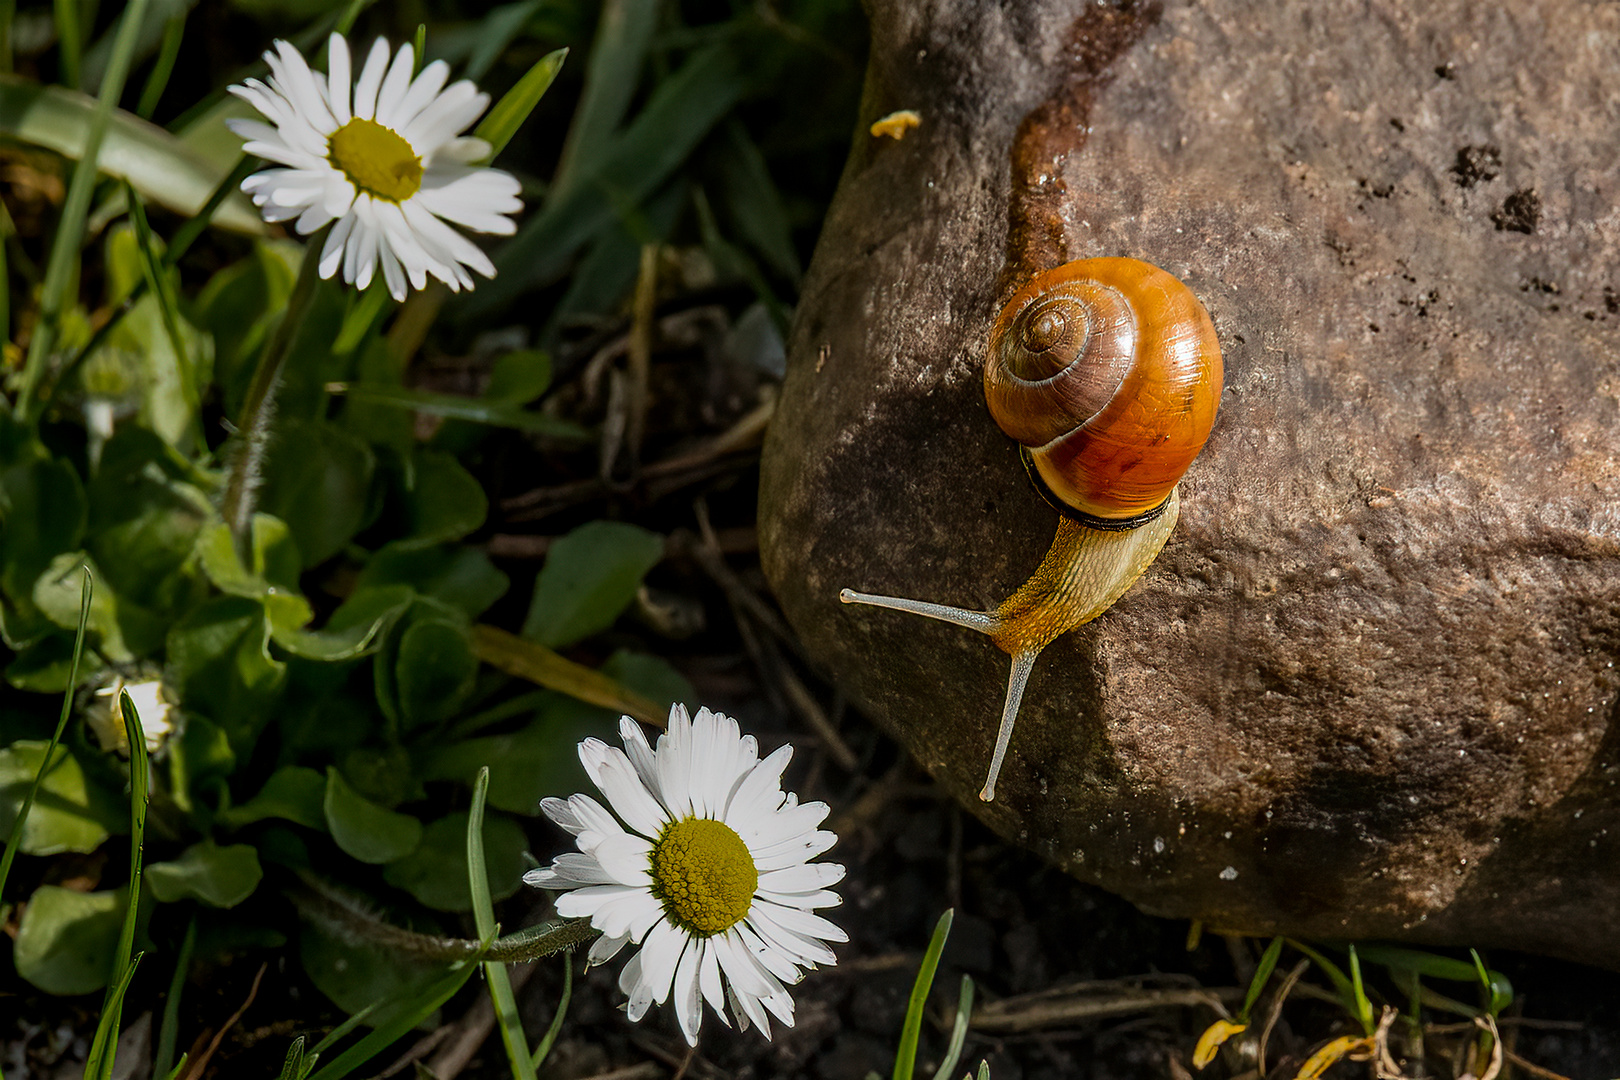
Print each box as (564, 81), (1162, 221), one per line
(840, 257), (1223, 802)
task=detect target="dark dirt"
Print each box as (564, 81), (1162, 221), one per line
(10, 705), (1620, 1080)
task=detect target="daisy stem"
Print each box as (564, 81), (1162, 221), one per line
(221, 235), (322, 549)
(287, 872), (599, 964)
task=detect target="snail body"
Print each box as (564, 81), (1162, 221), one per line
(841, 257), (1223, 801)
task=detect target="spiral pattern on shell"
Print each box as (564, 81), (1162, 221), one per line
(984, 257), (1223, 520)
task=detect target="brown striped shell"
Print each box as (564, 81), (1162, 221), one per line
(984, 257), (1223, 520)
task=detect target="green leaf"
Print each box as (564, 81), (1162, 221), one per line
(84, 427), (212, 622)
(195, 515), (302, 599)
(168, 714), (236, 813)
(382, 811), (528, 912)
(147, 841), (264, 907)
(420, 718), (580, 817)
(401, 451), (487, 547)
(220, 765), (328, 831)
(466, 42), (747, 316)
(0, 75), (261, 232)
(272, 585), (413, 662)
(5, 633), (84, 692)
(165, 596), (286, 749)
(14, 885), (124, 995)
(486, 349), (552, 403)
(0, 741), (119, 854)
(323, 767), (422, 865)
(395, 618), (477, 729)
(0, 458), (87, 606)
(601, 649), (693, 714)
(193, 240), (299, 401)
(33, 551), (132, 662)
(258, 419), (376, 568)
(354, 544), (509, 620)
(522, 520), (663, 647)
(474, 46), (568, 161)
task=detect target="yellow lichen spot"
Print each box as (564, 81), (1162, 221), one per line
(328, 117), (423, 202)
(870, 110), (922, 140)
(1192, 1018), (1248, 1070)
(1295, 1034), (1374, 1080)
(649, 817), (758, 937)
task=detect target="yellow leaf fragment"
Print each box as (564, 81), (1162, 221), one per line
(870, 109), (921, 139)
(1192, 1018), (1248, 1069)
(1295, 1034), (1374, 1080)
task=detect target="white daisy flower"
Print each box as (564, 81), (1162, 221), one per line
(525, 705), (847, 1046)
(227, 34), (522, 301)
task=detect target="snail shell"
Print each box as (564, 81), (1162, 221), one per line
(983, 257), (1223, 521)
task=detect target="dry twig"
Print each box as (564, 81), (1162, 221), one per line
(177, 963), (266, 1080)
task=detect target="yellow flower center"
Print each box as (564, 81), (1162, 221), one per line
(648, 817), (758, 937)
(327, 117), (422, 202)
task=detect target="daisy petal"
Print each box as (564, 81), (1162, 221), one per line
(327, 34), (352, 124)
(352, 37), (390, 121)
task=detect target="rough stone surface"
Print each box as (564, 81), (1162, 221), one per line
(760, 0), (1620, 965)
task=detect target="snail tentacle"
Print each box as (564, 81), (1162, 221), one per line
(837, 588), (1000, 634)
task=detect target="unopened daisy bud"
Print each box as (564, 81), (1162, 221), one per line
(86, 676), (176, 756)
(526, 705), (847, 1046)
(227, 33), (522, 301)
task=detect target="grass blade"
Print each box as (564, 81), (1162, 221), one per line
(83, 952), (145, 1080)
(304, 959), (483, 1080)
(465, 0), (543, 83)
(1471, 948), (1511, 1015)
(85, 689), (151, 1080)
(469, 767), (537, 1080)
(529, 955), (572, 1071)
(0, 0), (14, 74)
(550, 0), (658, 196)
(17, 0), (157, 422)
(277, 1036), (306, 1080)
(153, 915), (196, 1080)
(1347, 944), (1374, 1036)
(0, 77), (261, 232)
(54, 0), (83, 89)
(136, 12), (185, 119)
(469, 625), (664, 726)
(0, 567), (91, 900)
(474, 46), (567, 162)
(327, 382), (588, 438)
(895, 909), (953, 1080)
(931, 975), (973, 1080)
(1239, 937), (1285, 1021)
(465, 41), (746, 317)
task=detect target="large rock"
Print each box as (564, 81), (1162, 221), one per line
(760, 0), (1620, 964)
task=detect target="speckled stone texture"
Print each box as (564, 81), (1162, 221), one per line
(760, 0), (1620, 965)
